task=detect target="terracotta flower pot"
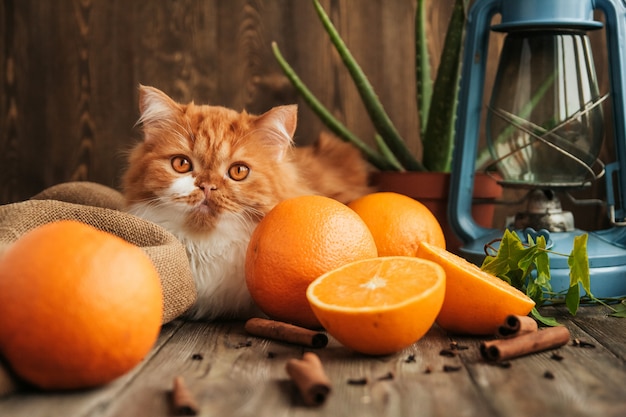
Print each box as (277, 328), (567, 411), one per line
(370, 171), (503, 254)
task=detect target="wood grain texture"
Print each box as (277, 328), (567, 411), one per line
(0, 0), (441, 204)
(0, 0), (615, 232)
(0, 306), (624, 417)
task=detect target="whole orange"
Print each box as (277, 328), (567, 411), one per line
(245, 195), (378, 328)
(348, 192), (446, 256)
(0, 220), (163, 390)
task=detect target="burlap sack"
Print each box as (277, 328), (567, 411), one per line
(31, 181), (127, 210)
(0, 199), (197, 324)
(0, 182), (198, 395)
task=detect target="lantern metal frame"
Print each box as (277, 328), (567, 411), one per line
(449, 0), (626, 297)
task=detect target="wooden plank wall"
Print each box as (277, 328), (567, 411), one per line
(0, 0), (432, 203)
(0, 0), (614, 231)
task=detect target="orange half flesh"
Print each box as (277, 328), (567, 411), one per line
(307, 256), (446, 355)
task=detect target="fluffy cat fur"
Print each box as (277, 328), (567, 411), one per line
(122, 85), (372, 321)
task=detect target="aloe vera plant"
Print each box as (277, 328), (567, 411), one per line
(273, 0), (468, 172)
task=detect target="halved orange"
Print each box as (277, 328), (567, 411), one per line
(306, 256), (446, 355)
(416, 241), (535, 335)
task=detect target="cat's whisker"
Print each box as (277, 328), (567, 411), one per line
(223, 208), (258, 234)
(127, 196), (191, 222)
(242, 208), (266, 228)
(126, 197), (161, 208)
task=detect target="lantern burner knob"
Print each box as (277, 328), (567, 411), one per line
(513, 189), (575, 232)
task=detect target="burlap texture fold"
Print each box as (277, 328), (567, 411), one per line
(30, 181), (127, 211)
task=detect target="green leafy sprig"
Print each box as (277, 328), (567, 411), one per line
(481, 229), (626, 324)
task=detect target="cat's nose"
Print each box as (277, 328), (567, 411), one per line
(199, 183), (217, 199)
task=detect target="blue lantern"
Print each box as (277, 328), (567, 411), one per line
(450, 0), (626, 297)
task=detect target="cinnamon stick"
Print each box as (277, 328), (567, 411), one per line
(171, 376), (199, 416)
(497, 314), (538, 338)
(245, 318), (328, 348)
(481, 326), (570, 361)
(285, 352), (332, 406)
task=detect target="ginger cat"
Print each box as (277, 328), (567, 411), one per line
(122, 85), (372, 321)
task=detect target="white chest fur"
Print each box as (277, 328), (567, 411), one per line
(127, 203), (259, 320)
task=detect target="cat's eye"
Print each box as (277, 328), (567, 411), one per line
(171, 156), (193, 173)
(228, 163), (250, 181)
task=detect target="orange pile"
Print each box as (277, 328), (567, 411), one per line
(348, 192), (446, 256)
(416, 241), (535, 335)
(307, 256), (445, 355)
(245, 195), (378, 329)
(0, 220), (163, 390)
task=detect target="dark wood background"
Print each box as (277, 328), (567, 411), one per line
(0, 0), (615, 230)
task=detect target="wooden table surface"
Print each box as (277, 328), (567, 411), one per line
(1, 305), (625, 417)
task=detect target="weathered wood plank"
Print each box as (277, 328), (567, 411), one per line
(0, 0), (20, 203)
(564, 304), (626, 360)
(462, 307), (626, 417)
(0, 307), (624, 417)
(311, 327), (496, 417)
(0, 321), (183, 417)
(96, 321), (499, 417)
(97, 321), (295, 417)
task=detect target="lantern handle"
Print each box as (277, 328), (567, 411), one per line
(449, 0), (502, 243)
(595, 0), (626, 229)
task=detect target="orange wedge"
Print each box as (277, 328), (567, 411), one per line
(416, 241), (535, 335)
(306, 256), (445, 355)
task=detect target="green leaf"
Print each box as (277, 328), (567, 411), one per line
(609, 301), (626, 318)
(527, 281), (545, 306)
(565, 282), (581, 316)
(506, 269), (526, 291)
(610, 309), (626, 318)
(480, 230), (611, 320)
(568, 234), (592, 298)
(481, 229), (525, 276)
(531, 308), (561, 327)
(534, 247), (552, 291)
(481, 254), (496, 266)
(497, 273), (513, 286)
(517, 246), (540, 278)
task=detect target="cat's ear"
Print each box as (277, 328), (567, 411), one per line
(254, 105), (298, 159)
(257, 105), (298, 139)
(137, 85), (184, 129)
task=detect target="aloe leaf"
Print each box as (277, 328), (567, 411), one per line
(272, 42), (397, 171)
(312, 0), (424, 171)
(416, 0), (432, 138)
(373, 134), (404, 171)
(421, 0), (466, 172)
